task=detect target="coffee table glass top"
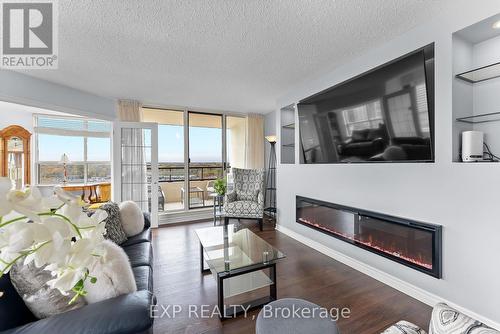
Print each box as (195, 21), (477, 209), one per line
(195, 225), (285, 274)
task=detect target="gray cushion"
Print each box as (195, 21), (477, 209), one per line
(101, 202), (128, 245)
(121, 228), (151, 247)
(9, 262), (86, 319)
(224, 200), (262, 218)
(123, 242), (153, 268)
(429, 303), (499, 334)
(256, 298), (339, 334)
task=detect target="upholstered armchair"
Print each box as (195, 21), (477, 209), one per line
(223, 168), (265, 230)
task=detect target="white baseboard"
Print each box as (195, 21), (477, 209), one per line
(159, 209), (212, 225)
(276, 224), (500, 330)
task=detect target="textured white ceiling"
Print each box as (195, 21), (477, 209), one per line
(21, 0), (455, 113)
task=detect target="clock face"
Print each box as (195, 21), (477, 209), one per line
(7, 136), (23, 152)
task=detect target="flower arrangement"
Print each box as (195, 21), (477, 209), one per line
(0, 177), (108, 303)
(213, 178), (226, 196)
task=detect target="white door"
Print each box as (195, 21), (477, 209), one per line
(112, 122), (159, 228)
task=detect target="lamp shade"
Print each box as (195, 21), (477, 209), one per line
(265, 135), (277, 143)
(60, 153), (70, 164)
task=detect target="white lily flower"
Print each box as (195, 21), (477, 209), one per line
(0, 221), (35, 273)
(23, 217), (72, 268)
(0, 181), (53, 222)
(0, 179), (113, 300)
(47, 266), (87, 295)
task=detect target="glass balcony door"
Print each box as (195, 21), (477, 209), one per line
(188, 112), (223, 209)
(142, 108), (185, 213)
(141, 108), (247, 214)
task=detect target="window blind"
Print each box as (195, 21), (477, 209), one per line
(35, 115), (111, 138)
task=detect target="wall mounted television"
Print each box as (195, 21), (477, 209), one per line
(298, 43), (435, 163)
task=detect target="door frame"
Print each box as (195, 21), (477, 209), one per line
(112, 121), (159, 227)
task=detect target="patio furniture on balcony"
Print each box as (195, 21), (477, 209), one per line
(181, 186), (205, 207)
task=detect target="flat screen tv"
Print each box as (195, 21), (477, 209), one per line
(298, 43), (434, 163)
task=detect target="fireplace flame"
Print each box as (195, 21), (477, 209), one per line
(298, 217), (433, 270)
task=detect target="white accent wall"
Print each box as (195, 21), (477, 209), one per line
(273, 1), (500, 327)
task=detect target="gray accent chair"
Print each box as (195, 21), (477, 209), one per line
(223, 168), (265, 230)
(256, 298), (340, 334)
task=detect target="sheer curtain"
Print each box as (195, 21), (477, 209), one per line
(245, 113), (265, 169)
(117, 100), (148, 211)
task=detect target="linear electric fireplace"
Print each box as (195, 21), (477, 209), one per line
(296, 196), (442, 278)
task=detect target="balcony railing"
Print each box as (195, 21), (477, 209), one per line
(148, 164), (226, 183)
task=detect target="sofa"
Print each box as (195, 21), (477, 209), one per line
(382, 303), (499, 334)
(0, 213), (155, 334)
(337, 125), (389, 159)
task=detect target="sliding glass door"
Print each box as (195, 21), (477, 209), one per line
(141, 108), (246, 213)
(142, 108), (185, 213)
(188, 112), (223, 209)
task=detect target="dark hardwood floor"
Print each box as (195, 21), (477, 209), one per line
(152, 220), (431, 334)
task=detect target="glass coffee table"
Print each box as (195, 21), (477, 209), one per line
(195, 224), (286, 319)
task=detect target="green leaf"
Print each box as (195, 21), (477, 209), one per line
(73, 279), (84, 290)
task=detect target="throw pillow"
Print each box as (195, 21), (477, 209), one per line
(236, 189), (259, 202)
(84, 240), (137, 304)
(9, 261), (86, 319)
(381, 321), (427, 334)
(100, 202), (128, 245)
(429, 303), (499, 334)
(119, 201), (145, 237)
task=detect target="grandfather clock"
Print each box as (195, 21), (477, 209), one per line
(0, 125), (32, 189)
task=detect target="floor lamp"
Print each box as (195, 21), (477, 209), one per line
(264, 135), (277, 225)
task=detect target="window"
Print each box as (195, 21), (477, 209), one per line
(35, 115), (111, 184)
(415, 83), (430, 136)
(342, 100), (383, 137)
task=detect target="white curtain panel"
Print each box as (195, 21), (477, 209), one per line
(245, 114), (265, 169)
(118, 100), (148, 211)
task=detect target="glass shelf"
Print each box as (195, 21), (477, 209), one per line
(456, 112), (500, 124)
(280, 104), (295, 164)
(455, 62), (500, 83)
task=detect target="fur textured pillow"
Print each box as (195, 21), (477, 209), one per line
(84, 240), (137, 304)
(9, 262), (86, 319)
(119, 201), (145, 237)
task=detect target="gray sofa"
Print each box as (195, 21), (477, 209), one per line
(382, 303), (498, 334)
(0, 213), (155, 334)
